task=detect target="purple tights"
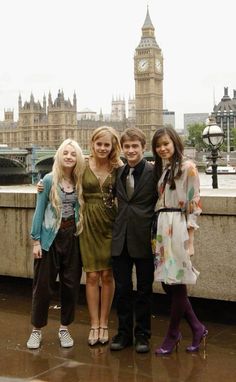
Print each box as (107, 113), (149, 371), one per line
(160, 283), (204, 350)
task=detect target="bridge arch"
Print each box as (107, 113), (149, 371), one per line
(35, 155), (54, 166)
(0, 157), (25, 167)
(35, 155), (54, 178)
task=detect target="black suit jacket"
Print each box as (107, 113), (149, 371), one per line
(111, 160), (158, 258)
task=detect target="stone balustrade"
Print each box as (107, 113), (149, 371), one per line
(0, 187), (235, 301)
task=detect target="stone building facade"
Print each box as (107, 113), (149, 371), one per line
(210, 87), (236, 153)
(0, 7), (164, 151)
(134, 7), (163, 149)
(0, 90), (79, 149)
(0, 90), (132, 150)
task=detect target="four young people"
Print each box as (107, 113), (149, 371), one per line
(27, 127), (206, 355)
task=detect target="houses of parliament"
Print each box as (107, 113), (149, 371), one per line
(0, 8), (165, 151)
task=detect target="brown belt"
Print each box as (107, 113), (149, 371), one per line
(60, 218), (75, 229)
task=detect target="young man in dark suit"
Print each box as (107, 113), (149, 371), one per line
(110, 128), (157, 353)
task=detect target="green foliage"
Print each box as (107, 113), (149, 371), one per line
(186, 123), (205, 151)
(186, 122), (236, 152)
(231, 129), (236, 150)
(220, 128), (235, 152)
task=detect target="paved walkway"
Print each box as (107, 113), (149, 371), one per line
(0, 278), (235, 382)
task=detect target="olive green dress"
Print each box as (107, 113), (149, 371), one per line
(80, 164), (117, 272)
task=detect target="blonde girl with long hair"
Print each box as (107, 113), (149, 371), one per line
(80, 126), (123, 346)
(27, 139), (85, 349)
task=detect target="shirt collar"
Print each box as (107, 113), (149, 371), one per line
(126, 158), (145, 174)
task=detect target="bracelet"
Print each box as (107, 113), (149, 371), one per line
(33, 243), (40, 246)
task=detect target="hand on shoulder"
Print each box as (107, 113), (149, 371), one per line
(118, 158), (125, 167)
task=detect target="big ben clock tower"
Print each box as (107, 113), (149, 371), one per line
(134, 7), (163, 149)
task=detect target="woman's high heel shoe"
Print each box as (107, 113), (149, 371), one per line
(186, 327), (208, 352)
(99, 327), (109, 344)
(88, 327), (99, 346)
(155, 333), (182, 355)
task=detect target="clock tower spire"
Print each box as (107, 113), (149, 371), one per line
(134, 6), (163, 149)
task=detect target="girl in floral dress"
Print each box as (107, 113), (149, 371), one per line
(151, 127), (208, 355)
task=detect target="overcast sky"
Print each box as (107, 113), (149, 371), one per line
(1, 0), (236, 130)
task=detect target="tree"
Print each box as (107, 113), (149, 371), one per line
(187, 123), (205, 151)
(231, 128), (236, 151)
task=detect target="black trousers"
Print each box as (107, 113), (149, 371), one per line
(31, 224), (82, 328)
(112, 243), (154, 340)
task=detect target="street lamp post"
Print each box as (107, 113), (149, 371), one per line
(223, 110), (231, 164)
(209, 146), (219, 189)
(202, 117), (224, 189)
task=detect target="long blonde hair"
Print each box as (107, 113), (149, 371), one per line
(50, 139), (85, 234)
(90, 126), (122, 169)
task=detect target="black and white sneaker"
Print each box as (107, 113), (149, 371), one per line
(27, 330), (42, 349)
(58, 329), (74, 348)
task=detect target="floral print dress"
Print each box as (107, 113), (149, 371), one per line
(152, 160), (202, 285)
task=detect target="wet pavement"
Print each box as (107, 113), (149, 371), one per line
(0, 277), (235, 382)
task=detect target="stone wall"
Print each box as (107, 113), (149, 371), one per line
(0, 189), (35, 278)
(0, 188), (235, 301)
(153, 190), (236, 301)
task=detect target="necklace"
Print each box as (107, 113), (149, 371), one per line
(96, 173), (108, 186)
(101, 174), (115, 209)
(90, 158), (111, 184)
(61, 177), (74, 192)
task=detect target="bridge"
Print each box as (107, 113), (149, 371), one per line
(0, 147), (57, 184)
(0, 146), (154, 184)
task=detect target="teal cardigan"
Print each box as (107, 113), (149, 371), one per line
(31, 173), (80, 251)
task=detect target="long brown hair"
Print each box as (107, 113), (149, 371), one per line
(152, 127), (184, 189)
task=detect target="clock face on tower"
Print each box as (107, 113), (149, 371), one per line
(137, 58), (149, 72)
(155, 58), (162, 73)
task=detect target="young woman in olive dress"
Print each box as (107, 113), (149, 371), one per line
(80, 126), (123, 346)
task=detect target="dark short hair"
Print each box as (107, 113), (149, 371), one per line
(120, 127), (146, 148)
